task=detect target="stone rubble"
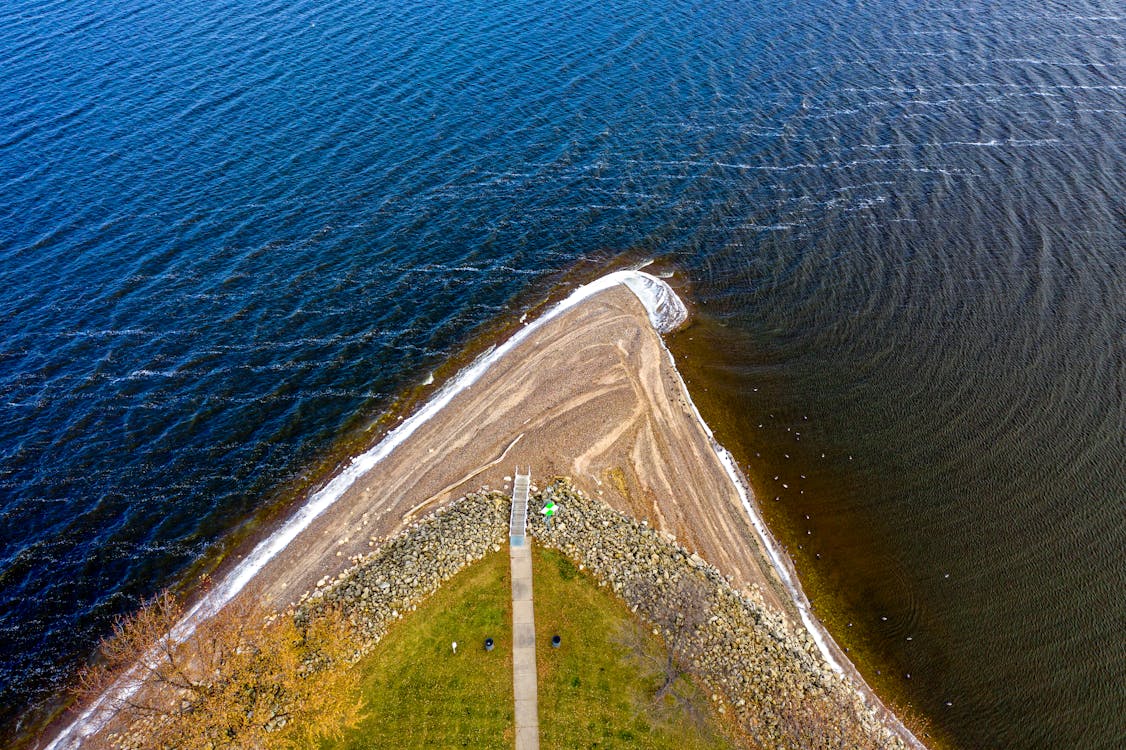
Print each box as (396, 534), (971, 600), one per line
(296, 491), (510, 653)
(529, 479), (908, 750)
(296, 480), (910, 749)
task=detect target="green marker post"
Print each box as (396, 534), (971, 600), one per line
(541, 498), (557, 530)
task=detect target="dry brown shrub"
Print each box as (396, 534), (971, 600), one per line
(77, 590), (363, 749)
(772, 685), (890, 750)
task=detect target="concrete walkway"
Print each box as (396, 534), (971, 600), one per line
(509, 468), (539, 750)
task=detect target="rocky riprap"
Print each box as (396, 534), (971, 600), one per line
(295, 490), (510, 648)
(298, 480), (911, 749)
(528, 479), (909, 750)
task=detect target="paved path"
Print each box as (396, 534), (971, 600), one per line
(509, 468), (539, 750)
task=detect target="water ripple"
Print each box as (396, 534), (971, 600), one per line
(1, 0), (1124, 747)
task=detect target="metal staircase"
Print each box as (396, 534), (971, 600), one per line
(509, 466), (531, 545)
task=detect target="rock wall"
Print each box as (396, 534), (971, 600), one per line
(295, 490), (510, 650)
(298, 481), (909, 749)
(528, 479), (908, 750)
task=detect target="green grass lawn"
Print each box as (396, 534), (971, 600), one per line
(323, 549), (514, 749)
(533, 547), (741, 750)
(325, 545), (742, 749)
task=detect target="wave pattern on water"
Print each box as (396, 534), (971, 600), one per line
(1, 0), (1124, 747)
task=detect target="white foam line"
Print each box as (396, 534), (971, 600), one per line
(53, 269), (921, 748)
(644, 337), (846, 675)
(641, 299), (926, 749)
(46, 270), (682, 749)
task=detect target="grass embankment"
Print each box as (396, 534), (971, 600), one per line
(533, 547), (742, 750)
(323, 549), (514, 749)
(325, 545), (740, 749)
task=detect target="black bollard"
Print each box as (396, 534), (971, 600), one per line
(551, 635), (561, 649)
(484, 637), (494, 652)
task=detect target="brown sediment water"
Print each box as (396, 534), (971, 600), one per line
(667, 316), (951, 747)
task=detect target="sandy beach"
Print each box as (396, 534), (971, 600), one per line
(50, 272), (920, 749)
(249, 280), (795, 615)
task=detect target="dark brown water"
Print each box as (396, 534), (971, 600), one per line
(668, 244), (1125, 747)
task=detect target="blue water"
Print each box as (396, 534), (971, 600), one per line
(2, 0), (1124, 746)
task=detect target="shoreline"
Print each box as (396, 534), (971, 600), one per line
(45, 270), (924, 749)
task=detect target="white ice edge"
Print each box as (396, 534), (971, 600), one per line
(47, 270), (683, 749)
(50, 269), (915, 748)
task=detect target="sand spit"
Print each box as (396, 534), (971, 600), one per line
(47, 271), (922, 749)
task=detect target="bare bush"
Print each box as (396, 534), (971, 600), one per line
(772, 685), (889, 750)
(76, 590), (363, 750)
